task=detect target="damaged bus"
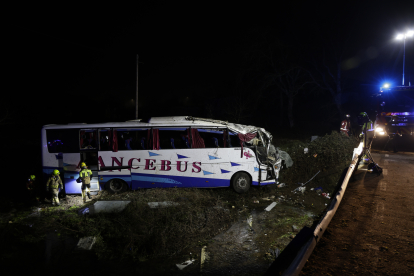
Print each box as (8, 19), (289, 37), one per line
(41, 116), (282, 194)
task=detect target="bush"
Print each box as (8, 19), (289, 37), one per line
(277, 131), (358, 193)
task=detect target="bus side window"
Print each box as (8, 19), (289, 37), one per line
(99, 130), (110, 151)
(80, 130), (98, 150)
(158, 128), (188, 149)
(198, 129), (225, 148)
(229, 132), (240, 148)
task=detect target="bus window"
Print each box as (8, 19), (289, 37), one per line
(158, 128), (189, 149)
(99, 129), (111, 151)
(197, 128), (226, 148)
(229, 131), (242, 148)
(116, 128), (150, 150)
(46, 129), (79, 153)
(80, 130), (97, 150)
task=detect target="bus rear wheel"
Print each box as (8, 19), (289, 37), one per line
(232, 172), (251, 193)
(106, 179), (127, 194)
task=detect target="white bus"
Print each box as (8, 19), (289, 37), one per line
(41, 116), (281, 194)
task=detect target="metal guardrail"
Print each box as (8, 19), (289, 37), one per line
(265, 142), (364, 276)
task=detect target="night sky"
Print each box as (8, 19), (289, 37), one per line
(6, 1), (414, 130)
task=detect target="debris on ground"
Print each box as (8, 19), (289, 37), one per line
(77, 236), (96, 250)
(147, 201), (179, 208)
(264, 202), (277, 212)
(176, 259), (195, 270)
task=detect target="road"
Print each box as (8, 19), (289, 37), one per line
(300, 151), (414, 275)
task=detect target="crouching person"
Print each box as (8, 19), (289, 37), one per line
(79, 162), (92, 203)
(46, 170), (63, 206)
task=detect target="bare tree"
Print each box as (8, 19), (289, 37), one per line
(263, 66), (312, 127)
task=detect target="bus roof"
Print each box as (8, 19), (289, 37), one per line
(42, 116), (272, 138)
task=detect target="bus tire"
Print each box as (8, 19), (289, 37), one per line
(232, 172), (251, 194)
(106, 179), (127, 194)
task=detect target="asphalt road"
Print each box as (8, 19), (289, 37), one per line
(300, 151), (414, 275)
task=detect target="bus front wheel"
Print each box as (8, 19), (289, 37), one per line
(106, 179), (127, 194)
(232, 172), (251, 193)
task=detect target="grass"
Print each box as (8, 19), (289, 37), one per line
(0, 131), (358, 270)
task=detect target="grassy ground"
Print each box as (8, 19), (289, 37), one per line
(0, 131), (358, 275)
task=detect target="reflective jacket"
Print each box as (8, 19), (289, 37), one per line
(79, 169), (93, 184)
(46, 175), (63, 190)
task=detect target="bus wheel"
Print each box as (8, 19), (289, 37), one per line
(107, 179), (127, 193)
(232, 172), (250, 193)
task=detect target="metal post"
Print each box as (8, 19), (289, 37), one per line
(402, 38), (406, 86)
(136, 54), (139, 119)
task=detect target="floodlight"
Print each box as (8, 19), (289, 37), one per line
(383, 83), (390, 88)
(396, 34), (404, 40)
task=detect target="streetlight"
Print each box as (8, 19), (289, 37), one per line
(396, 30), (414, 86)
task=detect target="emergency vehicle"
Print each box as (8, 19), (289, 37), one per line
(374, 86), (414, 138)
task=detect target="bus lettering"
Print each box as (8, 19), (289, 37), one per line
(145, 159), (156, 170)
(192, 162), (201, 173)
(176, 161), (188, 172)
(161, 160), (172, 171)
(128, 158), (141, 170)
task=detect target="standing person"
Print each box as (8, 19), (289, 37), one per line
(46, 170), (63, 206)
(340, 114), (352, 136)
(26, 175), (39, 205)
(78, 162), (92, 203)
(358, 112), (374, 163)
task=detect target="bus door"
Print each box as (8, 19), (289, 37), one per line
(62, 153), (81, 194)
(80, 129), (100, 193)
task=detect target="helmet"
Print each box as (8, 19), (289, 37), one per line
(53, 170), (60, 175)
(80, 162), (87, 168)
(359, 112), (368, 117)
(30, 175), (36, 180)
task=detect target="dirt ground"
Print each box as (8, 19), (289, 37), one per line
(300, 151), (414, 276)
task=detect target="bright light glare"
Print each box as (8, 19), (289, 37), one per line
(396, 34), (404, 40)
(407, 30), (414, 37)
(383, 83), (390, 88)
(375, 127), (384, 132)
(379, 131), (385, 135)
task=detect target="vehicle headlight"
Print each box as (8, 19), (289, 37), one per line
(379, 131), (385, 135)
(375, 127), (384, 132)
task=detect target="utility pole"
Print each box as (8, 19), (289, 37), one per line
(136, 54), (139, 119)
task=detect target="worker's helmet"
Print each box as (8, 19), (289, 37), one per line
(80, 162), (87, 168)
(30, 175), (36, 181)
(359, 112), (368, 117)
(53, 170), (60, 175)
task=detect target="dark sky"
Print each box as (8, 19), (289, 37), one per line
(6, 1), (414, 126)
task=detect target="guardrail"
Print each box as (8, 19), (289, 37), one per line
(265, 142), (364, 276)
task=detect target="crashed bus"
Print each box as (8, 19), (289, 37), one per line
(41, 116), (282, 194)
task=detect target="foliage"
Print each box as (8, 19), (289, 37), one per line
(278, 131), (358, 193)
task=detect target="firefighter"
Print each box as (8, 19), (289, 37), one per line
(359, 112), (374, 163)
(46, 170), (63, 206)
(340, 114), (352, 136)
(26, 175), (40, 204)
(78, 162), (92, 203)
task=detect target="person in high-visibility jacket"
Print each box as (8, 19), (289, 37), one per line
(359, 112), (374, 163)
(46, 170), (63, 206)
(78, 162), (92, 203)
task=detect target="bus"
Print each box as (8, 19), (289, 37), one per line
(41, 116), (281, 194)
